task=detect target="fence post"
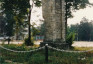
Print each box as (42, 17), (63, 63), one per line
(45, 44), (48, 62)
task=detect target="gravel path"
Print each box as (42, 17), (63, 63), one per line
(0, 40), (42, 45)
(0, 41), (23, 44)
(1, 41), (93, 47)
(72, 41), (93, 47)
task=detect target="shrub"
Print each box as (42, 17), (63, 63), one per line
(0, 56), (5, 63)
(66, 32), (76, 48)
(24, 37), (34, 46)
(2, 44), (27, 51)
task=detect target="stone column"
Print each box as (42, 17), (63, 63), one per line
(62, 0), (66, 42)
(42, 0), (66, 43)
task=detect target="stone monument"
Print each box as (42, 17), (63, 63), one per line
(41, 0), (67, 48)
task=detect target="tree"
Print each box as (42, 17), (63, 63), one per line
(32, 26), (40, 36)
(36, 23), (45, 36)
(0, 14), (6, 36)
(0, 0), (30, 37)
(89, 21), (93, 41)
(13, 14), (26, 40)
(27, 0), (41, 46)
(0, 0), (41, 45)
(68, 17), (93, 41)
(65, 0), (90, 34)
(78, 18), (92, 41)
(67, 24), (79, 41)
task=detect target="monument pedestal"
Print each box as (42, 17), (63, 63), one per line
(40, 41), (69, 49)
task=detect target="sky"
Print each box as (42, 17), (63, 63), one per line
(68, 6), (93, 26)
(31, 6), (43, 26)
(31, 0), (93, 26)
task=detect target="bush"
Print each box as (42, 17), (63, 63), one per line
(2, 44), (26, 51)
(24, 37), (34, 46)
(66, 32), (76, 48)
(0, 56), (5, 63)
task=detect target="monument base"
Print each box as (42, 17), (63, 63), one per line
(40, 41), (69, 49)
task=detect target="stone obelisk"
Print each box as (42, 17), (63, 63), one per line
(42, 0), (66, 44)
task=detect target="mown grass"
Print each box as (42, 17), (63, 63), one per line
(74, 47), (93, 51)
(1, 44), (93, 64)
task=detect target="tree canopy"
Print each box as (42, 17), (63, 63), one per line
(68, 17), (93, 41)
(65, 0), (90, 18)
(0, 0), (41, 37)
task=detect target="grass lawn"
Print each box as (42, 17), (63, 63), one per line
(1, 44), (93, 64)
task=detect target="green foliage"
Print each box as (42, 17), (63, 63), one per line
(0, 56), (5, 63)
(67, 24), (78, 35)
(0, 44), (33, 63)
(1, 46), (93, 64)
(32, 26), (40, 36)
(2, 44), (26, 51)
(24, 37), (34, 46)
(28, 54), (45, 64)
(39, 23), (45, 35)
(0, 0), (41, 38)
(78, 18), (92, 41)
(68, 17), (93, 41)
(34, 0), (42, 7)
(65, 0), (90, 18)
(66, 32), (76, 47)
(0, 0), (30, 37)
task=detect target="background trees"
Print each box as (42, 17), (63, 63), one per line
(0, 0), (92, 42)
(0, 0), (30, 37)
(0, 0), (41, 45)
(65, 0), (90, 18)
(68, 17), (93, 41)
(65, 0), (90, 34)
(0, 14), (6, 36)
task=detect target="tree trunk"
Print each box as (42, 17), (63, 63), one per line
(65, 0), (68, 35)
(27, 5), (33, 46)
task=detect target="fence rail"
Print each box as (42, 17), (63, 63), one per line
(1, 44), (93, 53)
(0, 45), (45, 53)
(0, 44), (93, 63)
